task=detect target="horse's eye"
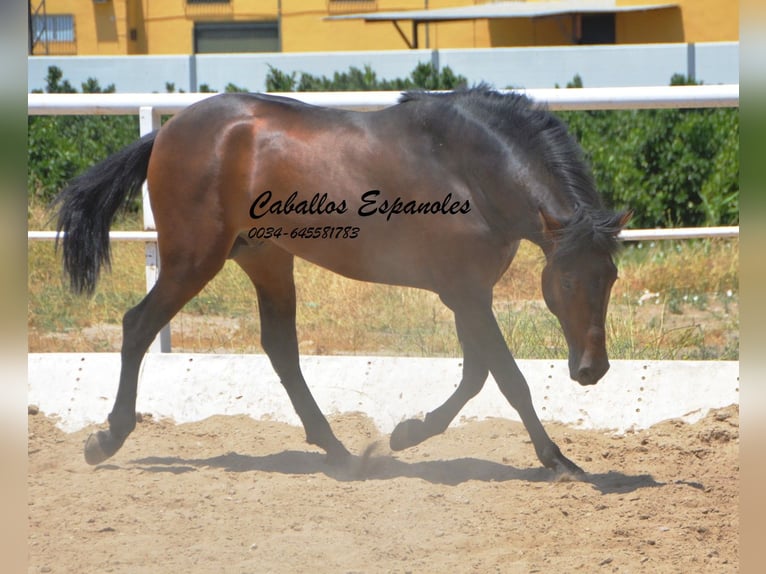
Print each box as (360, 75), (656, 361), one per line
(561, 276), (574, 290)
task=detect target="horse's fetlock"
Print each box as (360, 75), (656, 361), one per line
(108, 411), (136, 438)
(423, 412), (449, 435)
(537, 442), (563, 467)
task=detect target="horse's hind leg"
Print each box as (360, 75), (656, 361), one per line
(234, 245), (351, 464)
(390, 314), (489, 450)
(84, 248), (228, 465)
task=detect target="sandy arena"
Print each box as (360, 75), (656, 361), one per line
(28, 403), (738, 573)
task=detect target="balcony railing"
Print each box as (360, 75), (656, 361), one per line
(327, 0), (378, 15)
(185, 0), (234, 18)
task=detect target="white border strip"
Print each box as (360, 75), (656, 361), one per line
(28, 354), (739, 435)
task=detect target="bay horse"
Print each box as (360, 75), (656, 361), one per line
(55, 86), (630, 476)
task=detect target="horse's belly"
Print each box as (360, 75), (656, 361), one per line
(274, 232), (435, 289)
(243, 213), (502, 293)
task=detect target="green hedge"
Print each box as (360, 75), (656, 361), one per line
(559, 105), (738, 228)
(28, 66), (738, 227)
(264, 62), (466, 92)
(28, 67), (139, 205)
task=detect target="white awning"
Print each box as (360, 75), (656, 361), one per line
(327, 1), (679, 23)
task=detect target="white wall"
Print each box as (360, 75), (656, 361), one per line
(28, 354), (740, 434)
(27, 42), (738, 94)
(195, 50), (435, 93)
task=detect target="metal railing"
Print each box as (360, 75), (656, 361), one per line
(28, 84), (740, 351)
(27, 84), (739, 114)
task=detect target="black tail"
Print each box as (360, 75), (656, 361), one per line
(54, 131), (157, 296)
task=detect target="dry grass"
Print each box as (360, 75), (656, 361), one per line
(28, 204), (738, 360)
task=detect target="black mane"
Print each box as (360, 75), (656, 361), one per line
(400, 86), (624, 257)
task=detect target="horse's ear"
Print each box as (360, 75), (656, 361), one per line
(613, 210), (633, 235)
(539, 209), (564, 241)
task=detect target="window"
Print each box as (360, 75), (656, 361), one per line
(32, 14), (75, 43)
(579, 13), (616, 44)
(194, 21), (280, 53)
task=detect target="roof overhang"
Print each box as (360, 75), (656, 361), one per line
(327, 1), (679, 24)
(326, 1), (679, 48)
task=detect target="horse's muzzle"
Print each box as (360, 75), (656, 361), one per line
(569, 328), (610, 385)
(574, 363), (609, 385)
(570, 350), (610, 386)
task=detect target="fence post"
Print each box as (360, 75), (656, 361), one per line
(139, 106), (171, 352)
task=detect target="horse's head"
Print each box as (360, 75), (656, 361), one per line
(539, 209), (631, 386)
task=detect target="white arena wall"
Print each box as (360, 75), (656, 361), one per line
(28, 354), (739, 435)
(27, 42), (738, 94)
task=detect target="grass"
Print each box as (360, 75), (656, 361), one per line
(28, 204), (738, 360)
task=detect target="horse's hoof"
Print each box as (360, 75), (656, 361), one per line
(390, 418), (429, 451)
(84, 430), (121, 466)
(552, 455), (586, 479)
(324, 443), (352, 467)
(348, 442), (382, 479)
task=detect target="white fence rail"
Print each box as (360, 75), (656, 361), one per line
(25, 225), (742, 243)
(27, 84), (739, 114)
(27, 85), (740, 352)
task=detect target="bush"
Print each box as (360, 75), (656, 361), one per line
(28, 67), (139, 205)
(265, 62), (467, 92)
(557, 76), (738, 227)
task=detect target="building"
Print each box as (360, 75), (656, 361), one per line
(29, 0), (739, 56)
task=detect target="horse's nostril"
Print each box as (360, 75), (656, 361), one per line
(577, 360), (609, 385)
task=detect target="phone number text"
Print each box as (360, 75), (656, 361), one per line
(247, 226), (360, 240)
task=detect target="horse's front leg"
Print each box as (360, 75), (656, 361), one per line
(390, 314), (489, 450)
(236, 247), (350, 464)
(446, 293), (584, 476)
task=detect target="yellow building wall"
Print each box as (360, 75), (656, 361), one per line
(616, 8), (685, 44)
(428, 20), (492, 49)
(32, 0), (740, 56)
(676, 0), (739, 42)
(32, 0), (130, 55)
(140, 1), (196, 54)
(616, 0), (738, 43)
